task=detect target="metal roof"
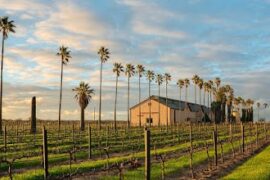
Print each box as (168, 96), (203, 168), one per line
(130, 95), (211, 113)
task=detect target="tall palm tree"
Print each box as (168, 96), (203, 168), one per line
(136, 64), (145, 127)
(73, 82), (94, 131)
(208, 80), (214, 103)
(113, 62), (124, 131)
(257, 102), (261, 121)
(125, 64), (135, 128)
(146, 70), (155, 125)
(203, 82), (208, 106)
(97, 46), (110, 130)
(164, 73), (171, 127)
(198, 78), (204, 105)
(263, 103), (268, 109)
(156, 74), (163, 126)
(57, 46), (71, 131)
(214, 77), (221, 90)
(184, 78), (190, 102)
(0, 17), (15, 134)
(192, 75), (200, 104)
(177, 79), (184, 121)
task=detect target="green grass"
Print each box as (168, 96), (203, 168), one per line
(222, 145), (270, 180)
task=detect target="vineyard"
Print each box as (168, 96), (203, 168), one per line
(0, 121), (269, 180)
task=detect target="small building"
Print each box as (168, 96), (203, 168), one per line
(130, 95), (213, 126)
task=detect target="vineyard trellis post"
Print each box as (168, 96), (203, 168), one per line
(144, 128), (150, 180)
(189, 122), (194, 178)
(256, 123), (258, 148)
(264, 122), (267, 141)
(213, 130), (218, 167)
(43, 126), (48, 179)
(88, 125), (92, 159)
(241, 123), (245, 153)
(30, 96), (36, 134)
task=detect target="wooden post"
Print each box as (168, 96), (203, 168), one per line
(30, 96), (36, 134)
(213, 131), (218, 167)
(241, 123), (245, 153)
(144, 128), (150, 180)
(189, 122), (194, 178)
(264, 122), (267, 141)
(4, 125), (7, 153)
(256, 123), (258, 148)
(43, 126), (48, 179)
(88, 125), (92, 159)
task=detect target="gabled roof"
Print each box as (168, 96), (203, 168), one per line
(130, 95), (211, 113)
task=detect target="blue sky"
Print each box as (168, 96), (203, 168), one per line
(0, 0), (269, 120)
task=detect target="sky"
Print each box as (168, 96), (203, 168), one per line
(0, 0), (269, 121)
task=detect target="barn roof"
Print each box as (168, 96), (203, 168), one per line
(130, 95), (211, 113)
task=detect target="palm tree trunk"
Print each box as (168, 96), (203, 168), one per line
(58, 57), (64, 131)
(127, 76), (130, 128)
(158, 85), (161, 127)
(179, 88), (181, 121)
(114, 75), (118, 132)
(166, 83), (168, 129)
(149, 80), (151, 126)
(98, 62), (103, 130)
(199, 89), (201, 105)
(203, 89), (206, 106)
(81, 107), (85, 131)
(0, 31), (4, 134)
(138, 75), (141, 127)
(194, 85), (196, 104)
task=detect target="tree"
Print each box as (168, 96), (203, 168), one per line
(257, 102), (261, 121)
(113, 62), (124, 131)
(164, 73), (171, 127)
(198, 78), (204, 105)
(192, 75), (200, 104)
(57, 46), (71, 131)
(0, 17), (15, 134)
(97, 46), (110, 130)
(136, 64), (145, 127)
(125, 64), (135, 128)
(146, 70), (155, 126)
(73, 82), (94, 131)
(177, 79), (184, 121)
(203, 82), (209, 106)
(224, 85), (234, 123)
(208, 80), (214, 103)
(156, 74), (163, 127)
(214, 77), (221, 90)
(184, 78), (190, 121)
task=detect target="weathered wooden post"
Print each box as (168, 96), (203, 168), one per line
(30, 96), (36, 134)
(264, 122), (267, 141)
(256, 123), (258, 148)
(43, 126), (48, 179)
(88, 125), (92, 159)
(241, 123), (245, 153)
(213, 130), (218, 167)
(189, 122), (194, 178)
(144, 128), (150, 180)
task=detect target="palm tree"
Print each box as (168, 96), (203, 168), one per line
(184, 78), (190, 121)
(257, 102), (261, 121)
(125, 64), (135, 128)
(97, 46), (110, 130)
(192, 75), (200, 104)
(146, 70), (155, 125)
(203, 82), (208, 106)
(113, 62), (124, 131)
(177, 79), (184, 121)
(73, 82), (94, 131)
(156, 74), (163, 126)
(57, 46), (71, 131)
(198, 78), (204, 105)
(164, 73), (171, 127)
(0, 17), (15, 134)
(136, 64), (145, 127)
(263, 103), (268, 109)
(214, 77), (221, 89)
(208, 80), (214, 103)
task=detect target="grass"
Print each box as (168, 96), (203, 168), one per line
(222, 145), (270, 180)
